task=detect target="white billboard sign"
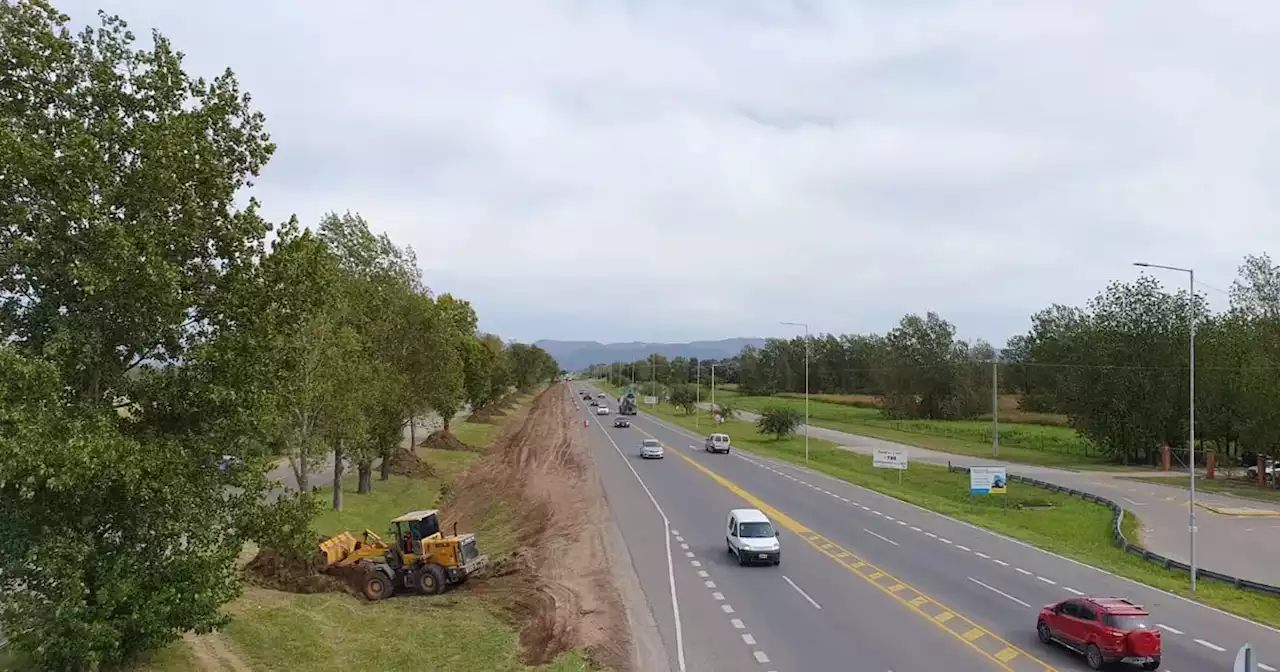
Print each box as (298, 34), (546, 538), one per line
(873, 447), (908, 470)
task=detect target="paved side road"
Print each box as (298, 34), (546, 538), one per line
(725, 406), (1280, 587)
(266, 409), (469, 500)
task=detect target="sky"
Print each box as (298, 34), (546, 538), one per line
(65, 0), (1280, 345)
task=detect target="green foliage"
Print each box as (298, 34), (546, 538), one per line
(668, 384), (698, 414)
(756, 405), (802, 439)
(506, 342), (559, 391)
(0, 3), (511, 667)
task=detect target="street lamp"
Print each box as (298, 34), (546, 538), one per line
(1133, 261), (1198, 593)
(781, 321), (811, 467)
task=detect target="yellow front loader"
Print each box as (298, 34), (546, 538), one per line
(318, 509), (488, 600)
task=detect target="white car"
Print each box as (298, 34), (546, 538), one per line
(726, 508), (780, 566)
(640, 438), (665, 459)
(596, 406), (610, 415)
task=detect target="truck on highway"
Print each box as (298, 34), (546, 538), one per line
(619, 390), (638, 415)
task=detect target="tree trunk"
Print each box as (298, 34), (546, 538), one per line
(332, 442), (345, 512)
(357, 461), (373, 494)
(379, 450), (392, 481)
(297, 452), (310, 493)
(443, 415), (451, 431)
(410, 417), (416, 448)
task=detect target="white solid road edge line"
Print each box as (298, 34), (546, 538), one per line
(586, 399), (687, 672)
(782, 575), (824, 610)
(967, 576), (1032, 608)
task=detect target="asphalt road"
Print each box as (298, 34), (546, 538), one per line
(725, 406), (1280, 587)
(581, 385), (1280, 672)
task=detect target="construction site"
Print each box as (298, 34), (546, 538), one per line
(156, 384), (634, 672)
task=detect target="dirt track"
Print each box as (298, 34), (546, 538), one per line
(441, 384), (632, 670)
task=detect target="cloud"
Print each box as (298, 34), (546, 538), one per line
(68, 0), (1280, 344)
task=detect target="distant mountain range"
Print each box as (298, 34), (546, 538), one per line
(535, 338), (765, 372)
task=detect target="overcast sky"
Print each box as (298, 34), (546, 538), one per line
(68, 0), (1280, 345)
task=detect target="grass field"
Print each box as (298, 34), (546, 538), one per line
(100, 399), (588, 672)
(600, 382), (1280, 628)
(1125, 476), (1280, 503)
(708, 389), (1107, 468)
(773, 391), (1071, 426)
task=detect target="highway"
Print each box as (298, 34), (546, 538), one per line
(574, 384), (1280, 672)
(726, 406), (1280, 587)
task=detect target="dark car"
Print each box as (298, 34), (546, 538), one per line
(614, 418), (630, 428)
(1037, 597), (1160, 670)
(590, 400), (598, 406)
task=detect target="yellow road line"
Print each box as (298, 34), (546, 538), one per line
(636, 426), (1056, 672)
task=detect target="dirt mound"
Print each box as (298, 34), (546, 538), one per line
(389, 446), (438, 477)
(418, 429), (473, 452)
(467, 406), (505, 423)
(242, 547), (348, 595)
(439, 384), (632, 670)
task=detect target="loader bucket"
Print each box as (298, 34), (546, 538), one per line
(318, 532), (358, 566)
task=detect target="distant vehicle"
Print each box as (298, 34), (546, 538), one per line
(590, 400), (598, 406)
(613, 418), (630, 428)
(596, 406), (610, 415)
(726, 508), (780, 566)
(1246, 459), (1276, 482)
(640, 438), (664, 459)
(1037, 597), (1160, 670)
(597, 393), (606, 399)
(704, 433), (731, 454)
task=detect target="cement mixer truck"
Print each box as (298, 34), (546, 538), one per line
(619, 391), (638, 415)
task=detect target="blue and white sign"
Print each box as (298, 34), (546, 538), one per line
(970, 466), (1007, 495)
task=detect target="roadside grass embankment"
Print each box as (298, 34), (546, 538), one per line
(123, 393), (591, 672)
(601, 383), (1280, 629)
(1124, 475), (1280, 504)
(708, 389), (1112, 469)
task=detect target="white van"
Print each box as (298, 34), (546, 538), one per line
(704, 433), (731, 454)
(726, 508), (780, 566)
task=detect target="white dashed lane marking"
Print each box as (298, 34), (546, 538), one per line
(645, 411), (1280, 670)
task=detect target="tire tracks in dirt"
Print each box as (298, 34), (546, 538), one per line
(441, 384), (634, 670)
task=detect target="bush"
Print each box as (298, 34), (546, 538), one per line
(757, 406), (803, 439)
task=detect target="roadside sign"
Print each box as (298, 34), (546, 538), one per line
(644, 396), (657, 405)
(970, 466), (1007, 495)
(1235, 643), (1256, 672)
(873, 447), (908, 470)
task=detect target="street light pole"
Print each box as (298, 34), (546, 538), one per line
(781, 321), (810, 467)
(696, 362), (701, 428)
(1134, 261), (1197, 593)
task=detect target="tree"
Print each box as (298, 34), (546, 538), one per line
(757, 405), (802, 439)
(669, 384), (698, 414)
(0, 3), (279, 665)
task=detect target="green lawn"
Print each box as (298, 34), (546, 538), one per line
(706, 389), (1111, 468)
(119, 393), (590, 672)
(1125, 475), (1280, 503)
(605, 382), (1280, 629)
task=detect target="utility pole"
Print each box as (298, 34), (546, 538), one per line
(781, 321), (811, 467)
(1134, 261), (1198, 593)
(711, 364), (716, 422)
(992, 354), (999, 458)
(696, 362), (701, 428)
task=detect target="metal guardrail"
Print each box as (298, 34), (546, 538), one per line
(947, 463), (1280, 598)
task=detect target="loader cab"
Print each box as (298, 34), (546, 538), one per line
(391, 509), (444, 559)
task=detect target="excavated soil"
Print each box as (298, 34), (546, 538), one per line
(389, 446), (439, 476)
(417, 429), (473, 452)
(440, 384), (632, 670)
(242, 547), (348, 595)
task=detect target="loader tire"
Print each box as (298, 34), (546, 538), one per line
(362, 570), (391, 601)
(416, 563), (447, 595)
